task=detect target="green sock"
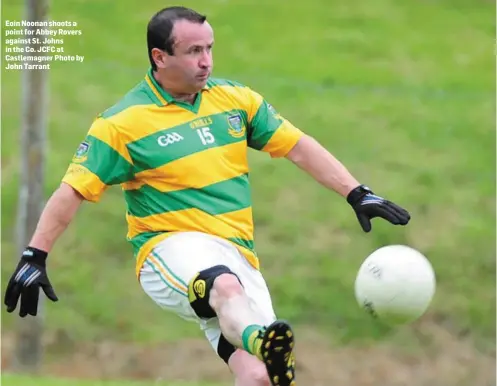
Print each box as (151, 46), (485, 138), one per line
(241, 324), (263, 358)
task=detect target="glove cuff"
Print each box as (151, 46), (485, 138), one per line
(346, 184), (373, 205)
(23, 246), (48, 265)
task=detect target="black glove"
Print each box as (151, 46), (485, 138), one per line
(4, 247), (58, 317)
(347, 184), (411, 233)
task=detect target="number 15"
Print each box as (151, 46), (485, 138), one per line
(197, 127), (215, 145)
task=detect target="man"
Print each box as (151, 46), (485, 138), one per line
(4, 6), (410, 386)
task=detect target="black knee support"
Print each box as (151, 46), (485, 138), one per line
(217, 333), (237, 364)
(187, 264), (241, 319)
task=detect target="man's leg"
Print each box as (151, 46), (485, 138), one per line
(209, 273), (265, 348)
(140, 231), (296, 385)
(189, 267), (296, 386)
(229, 349), (271, 386)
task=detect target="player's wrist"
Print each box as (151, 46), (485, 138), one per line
(346, 184), (373, 205)
(22, 246), (49, 265)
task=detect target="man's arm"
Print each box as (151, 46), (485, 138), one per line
(4, 183), (84, 317)
(285, 134), (359, 197)
(29, 182), (84, 252)
(242, 87), (409, 232)
(4, 116), (137, 318)
(285, 134), (410, 232)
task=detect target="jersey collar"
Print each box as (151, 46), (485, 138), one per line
(144, 68), (210, 107)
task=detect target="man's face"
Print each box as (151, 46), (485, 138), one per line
(154, 20), (214, 95)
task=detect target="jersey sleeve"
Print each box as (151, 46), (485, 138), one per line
(62, 117), (135, 202)
(245, 89), (305, 158)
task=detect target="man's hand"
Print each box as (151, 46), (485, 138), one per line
(347, 185), (411, 233)
(4, 247), (58, 317)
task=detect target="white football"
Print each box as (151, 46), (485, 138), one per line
(354, 245), (436, 324)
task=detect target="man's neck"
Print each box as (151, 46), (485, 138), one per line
(172, 93), (197, 104)
(153, 71), (197, 105)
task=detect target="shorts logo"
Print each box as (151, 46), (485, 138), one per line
(227, 114), (246, 138)
(194, 280), (206, 298)
(72, 141), (90, 163)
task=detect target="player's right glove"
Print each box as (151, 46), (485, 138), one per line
(4, 247), (58, 317)
(346, 184), (411, 233)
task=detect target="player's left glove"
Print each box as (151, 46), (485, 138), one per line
(346, 184), (411, 233)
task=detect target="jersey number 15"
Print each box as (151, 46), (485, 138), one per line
(197, 127), (215, 145)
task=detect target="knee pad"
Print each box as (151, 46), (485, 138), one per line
(188, 265), (241, 319)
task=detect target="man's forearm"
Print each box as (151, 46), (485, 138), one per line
(286, 135), (360, 197)
(29, 183), (84, 252)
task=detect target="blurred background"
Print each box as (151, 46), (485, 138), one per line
(1, 1), (495, 385)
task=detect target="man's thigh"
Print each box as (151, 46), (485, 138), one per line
(139, 231), (277, 362)
(139, 231), (232, 321)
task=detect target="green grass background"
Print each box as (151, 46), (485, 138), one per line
(1, 374), (223, 386)
(1, 0), (495, 382)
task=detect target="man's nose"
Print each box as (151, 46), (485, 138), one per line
(199, 51), (212, 69)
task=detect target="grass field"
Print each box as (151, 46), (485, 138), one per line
(1, 0), (495, 384)
(1, 374), (223, 386)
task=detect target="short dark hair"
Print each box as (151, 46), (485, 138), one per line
(147, 6), (207, 70)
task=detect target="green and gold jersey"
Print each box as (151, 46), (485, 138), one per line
(62, 69), (304, 277)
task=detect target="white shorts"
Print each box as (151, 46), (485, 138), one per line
(139, 231), (276, 362)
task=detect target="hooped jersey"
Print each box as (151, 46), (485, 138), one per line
(62, 69), (304, 277)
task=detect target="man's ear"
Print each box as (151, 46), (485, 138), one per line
(151, 48), (170, 70)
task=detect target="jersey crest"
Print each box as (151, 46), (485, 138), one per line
(72, 141), (90, 163)
(227, 113), (246, 138)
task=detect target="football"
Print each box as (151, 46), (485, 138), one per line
(354, 245), (436, 324)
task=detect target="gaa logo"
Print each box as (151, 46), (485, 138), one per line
(157, 132), (184, 147)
